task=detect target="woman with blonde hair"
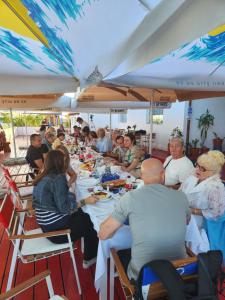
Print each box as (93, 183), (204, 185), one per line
(181, 150), (225, 256)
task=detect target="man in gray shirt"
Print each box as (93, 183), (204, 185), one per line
(98, 158), (190, 280)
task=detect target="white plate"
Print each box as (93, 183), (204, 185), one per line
(95, 192), (112, 202)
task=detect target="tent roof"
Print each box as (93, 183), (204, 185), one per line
(0, 1), (225, 94)
(78, 85), (225, 103)
(0, 93), (77, 111)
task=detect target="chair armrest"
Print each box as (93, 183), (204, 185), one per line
(0, 270), (51, 300)
(11, 173), (30, 177)
(16, 208), (34, 213)
(10, 228), (71, 240)
(110, 248), (135, 295)
(17, 181), (34, 187)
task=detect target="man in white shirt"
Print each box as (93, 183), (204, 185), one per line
(77, 117), (89, 130)
(164, 137), (194, 189)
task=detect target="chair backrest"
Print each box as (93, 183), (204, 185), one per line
(0, 193), (19, 236)
(7, 178), (20, 194)
(0, 270), (63, 300)
(110, 248), (197, 300)
(1, 165), (11, 179)
(141, 257), (197, 300)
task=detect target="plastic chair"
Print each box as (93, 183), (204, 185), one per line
(1, 164), (33, 187)
(4, 175), (33, 211)
(0, 269), (68, 300)
(110, 248), (197, 300)
(0, 193), (81, 296)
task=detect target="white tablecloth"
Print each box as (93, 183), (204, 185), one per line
(185, 215), (210, 254)
(72, 160), (133, 292)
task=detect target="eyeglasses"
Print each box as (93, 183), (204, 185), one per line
(195, 163), (207, 172)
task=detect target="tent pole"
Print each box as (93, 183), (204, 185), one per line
(185, 100), (192, 155)
(149, 92), (154, 155)
(109, 109), (112, 136)
(10, 108), (17, 158)
(24, 111), (28, 147)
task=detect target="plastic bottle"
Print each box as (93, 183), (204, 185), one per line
(79, 150), (84, 162)
(125, 175), (133, 190)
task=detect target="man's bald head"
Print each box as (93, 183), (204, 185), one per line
(141, 158), (164, 185)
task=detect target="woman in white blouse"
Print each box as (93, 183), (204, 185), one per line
(181, 150), (225, 255)
(181, 150), (225, 220)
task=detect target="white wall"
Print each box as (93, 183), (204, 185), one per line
(80, 101), (186, 151)
(184, 97), (225, 151)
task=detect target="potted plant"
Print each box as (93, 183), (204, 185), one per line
(213, 132), (225, 151)
(190, 138), (201, 159)
(197, 109), (214, 152)
(170, 127), (183, 139)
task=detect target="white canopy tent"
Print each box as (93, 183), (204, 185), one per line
(0, 0), (151, 94)
(0, 1), (225, 94)
(106, 0), (225, 79)
(106, 23), (225, 91)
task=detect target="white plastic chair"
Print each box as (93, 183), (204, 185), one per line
(0, 193), (81, 296)
(0, 269), (68, 300)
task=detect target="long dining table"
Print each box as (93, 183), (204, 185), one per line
(70, 151), (204, 300)
(70, 155), (134, 300)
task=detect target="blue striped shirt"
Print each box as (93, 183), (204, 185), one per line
(35, 208), (68, 226)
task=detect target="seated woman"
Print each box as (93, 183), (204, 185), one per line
(52, 132), (65, 149)
(57, 124), (65, 135)
(56, 145), (77, 188)
(96, 128), (112, 153)
(81, 126), (91, 146)
(33, 150), (99, 267)
(105, 135), (126, 162)
(121, 133), (144, 178)
(181, 150), (225, 254)
(88, 131), (98, 150)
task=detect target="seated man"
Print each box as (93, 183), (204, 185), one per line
(96, 128), (112, 153)
(99, 158), (190, 280)
(43, 132), (56, 150)
(26, 134), (48, 173)
(164, 137), (194, 189)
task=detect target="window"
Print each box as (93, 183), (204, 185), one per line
(146, 109), (163, 124)
(119, 113), (127, 123)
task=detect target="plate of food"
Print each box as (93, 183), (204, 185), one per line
(94, 191), (111, 201)
(80, 161), (94, 171)
(102, 179), (126, 190)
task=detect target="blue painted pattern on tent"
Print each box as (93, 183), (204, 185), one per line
(0, 29), (42, 70)
(149, 30), (225, 67)
(182, 31), (225, 64)
(22, 0), (76, 74)
(21, 0), (96, 75)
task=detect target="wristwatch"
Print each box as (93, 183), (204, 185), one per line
(80, 199), (86, 207)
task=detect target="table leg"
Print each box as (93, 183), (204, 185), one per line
(109, 252), (115, 300)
